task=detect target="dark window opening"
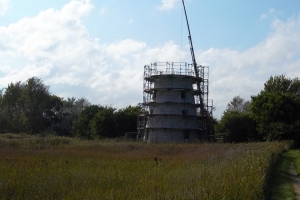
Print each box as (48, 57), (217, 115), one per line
(182, 110), (188, 116)
(145, 130), (149, 141)
(184, 130), (190, 139)
(153, 91), (157, 100)
(181, 91), (186, 99)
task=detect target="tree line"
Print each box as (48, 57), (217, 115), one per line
(0, 77), (140, 138)
(1, 75), (299, 143)
(215, 74), (300, 144)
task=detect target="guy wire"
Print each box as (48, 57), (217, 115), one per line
(180, 3), (184, 63)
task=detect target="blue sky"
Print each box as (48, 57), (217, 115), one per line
(1, 0), (300, 119)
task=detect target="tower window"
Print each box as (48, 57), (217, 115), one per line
(184, 130), (190, 139)
(153, 91), (157, 100)
(182, 110), (188, 118)
(181, 91), (186, 99)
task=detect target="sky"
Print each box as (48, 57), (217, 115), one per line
(0, 0), (300, 119)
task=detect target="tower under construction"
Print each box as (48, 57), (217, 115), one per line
(137, 62), (213, 142)
(137, 0), (213, 142)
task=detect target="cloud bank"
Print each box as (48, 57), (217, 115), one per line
(0, 0), (9, 15)
(199, 16), (300, 117)
(0, 0), (300, 119)
(0, 0), (184, 109)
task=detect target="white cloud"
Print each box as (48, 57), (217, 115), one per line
(0, 0), (185, 109)
(1, 0), (300, 119)
(0, 0), (10, 15)
(99, 7), (106, 15)
(157, 0), (179, 11)
(0, 0), (98, 85)
(260, 8), (282, 21)
(197, 16), (300, 118)
(269, 8), (276, 14)
(260, 14), (267, 20)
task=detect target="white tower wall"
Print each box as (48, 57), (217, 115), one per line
(141, 62), (201, 143)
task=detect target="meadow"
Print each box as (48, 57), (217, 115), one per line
(0, 134), (292, 199)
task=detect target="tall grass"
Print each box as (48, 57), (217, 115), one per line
(0, 134), (291, 199)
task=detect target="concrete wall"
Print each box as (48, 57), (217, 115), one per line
(146, 74), (200, 142)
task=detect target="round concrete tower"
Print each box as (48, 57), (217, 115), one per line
(138, 62), (210, 142)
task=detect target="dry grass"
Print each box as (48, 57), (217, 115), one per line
(0, 134), (292, 199)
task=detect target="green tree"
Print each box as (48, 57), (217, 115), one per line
(250, 74), (300, 142)
(72, 105), (103, 139)
(23, 77), (51, 134)
(115, 105), (140, 137)
(0, 88), (8, 133)
(50, 97), (90, 136)
(46, 95), (64, 124)
(1, 77), (92, 135)
(2, 77), (69, 134)
(251, 92), (300, 141)
(2, 81), (26, 132)
(72, 105), (140, 139)
(217, 111), (258, 142)
(217, 96), (258, 142)
(225, 95), (250, 113)
(62, 97), (90, 122)
(263, 74), (300, 94)
(45, 95), (67, 136)
(89, 106), (117, 139)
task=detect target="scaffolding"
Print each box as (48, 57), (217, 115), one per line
(137, 62), (213, 142)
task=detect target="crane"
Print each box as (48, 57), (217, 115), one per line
(181, 0), (204, 114)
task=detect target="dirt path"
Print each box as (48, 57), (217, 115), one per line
(290, 162), (300, 199)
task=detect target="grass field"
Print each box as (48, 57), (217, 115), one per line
(0, 134), (292, 199)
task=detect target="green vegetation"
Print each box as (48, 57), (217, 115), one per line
(0, 77), (140, 138)
(294, 150), (300, 176)
(264, 149), (300, 200)
(1, 74), (300, 143)
(0, 134), (292, 199)
(216, 74), (300, 143)
(266, 150), (296, 199)
(73, 105), (140, 139)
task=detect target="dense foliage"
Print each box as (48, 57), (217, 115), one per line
(2, 74), (300, 143)
(72, 105), (140, 139)
(250, 75), (300, 142)
(216, 96), (258, 142)
(1, 78), (54, 134)
(216, 74), (300, 143)
(0, 77), (140, 138)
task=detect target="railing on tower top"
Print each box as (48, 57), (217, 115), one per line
(144, 62), (197, 77)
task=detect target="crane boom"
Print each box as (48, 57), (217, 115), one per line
(182, 0), (204, 112)
(182, 0), (196, 72)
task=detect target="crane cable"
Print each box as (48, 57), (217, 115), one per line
(180, 3), (184, 63)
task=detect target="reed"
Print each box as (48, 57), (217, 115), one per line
(0, 134), (291, 199)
